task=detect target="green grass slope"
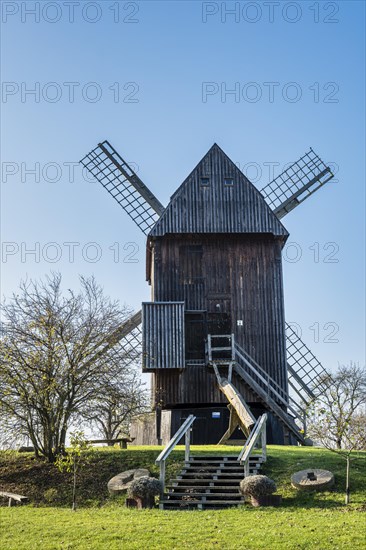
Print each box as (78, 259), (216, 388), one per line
(0, 445), (365, 549)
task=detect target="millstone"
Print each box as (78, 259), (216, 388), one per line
(291, 469), (334, 491)
(108, 468), (150, 495)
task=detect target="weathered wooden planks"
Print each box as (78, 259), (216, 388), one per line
(142, 302), (185, 371)
(150, 143), (288, 237)
(218, 379), (255, 428)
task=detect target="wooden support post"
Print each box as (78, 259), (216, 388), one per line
(156, 406), (162, 446)
(212, 363), (221, 384)
(228, 362), (233, 383)
(218, 405), (241, 445)
(159, 460), (166, 495)
(207, 335), (212, 362)
(261, 421), (267, 461)
(185, 428), (191, 462)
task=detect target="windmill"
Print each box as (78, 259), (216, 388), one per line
(80, 141), (334, 445)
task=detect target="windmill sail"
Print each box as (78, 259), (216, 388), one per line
(79, 311), (142, 372)
(261, 148), (334, 219)
(80, 141), (164, 234)
(286, 322), (329, 403)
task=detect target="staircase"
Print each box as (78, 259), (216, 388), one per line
(207, 334), (306, 445)
(233, 343), (306, 444)
(159, 454), (263, 510)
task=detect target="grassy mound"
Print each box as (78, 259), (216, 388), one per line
(0, 446), (365, 549)
(0, 446), (172, 507)
(0, 445), (365, 509)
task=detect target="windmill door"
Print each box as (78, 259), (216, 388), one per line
(207, 298), (232, 334)
(207, 298), (232, 360)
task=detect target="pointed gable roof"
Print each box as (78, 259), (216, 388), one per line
(149, 144), (288, 238)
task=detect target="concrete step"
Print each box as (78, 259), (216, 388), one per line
(176, 478), (254, 483)
(159, 499), (245, 510)
(190, 466), (258, 470)
(164, 492), (242, 499)
(183, 465), (247, 471)
(189, 456), (263, 462)
(178, 472), (248, 478)
(189, 454), (262, 462)
(169, 479), (242, 485)
(180, 469), (259, 475)
(166, 484), (239, 494)
(161, 454), (261, 510)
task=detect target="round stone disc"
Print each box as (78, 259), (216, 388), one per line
(291, 469), (334, 491)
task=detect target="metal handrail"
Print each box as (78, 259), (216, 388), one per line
(238, 416), (261, 460)
(155, 414), (196, 493)
(207, 333), (235, 361)
(235, 342), (287, 400)
(235, 343), (306, 421)
(238, 413), (267, 477)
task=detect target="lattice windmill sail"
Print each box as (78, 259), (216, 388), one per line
(80, 140), (335, 445)
(261, 148), (334, 219)
(286, 323), (329, 403)
(80, 141), (164, 234)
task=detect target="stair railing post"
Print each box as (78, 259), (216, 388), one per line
(155, 414), (196, 499)
(159, 459), (166, 495)
(244, 460), (249, 478)
(261, 418), (267, 461)
(208, 334), (212, 362)
(185, 428), (191, 462)
(228, 361), (233, 383)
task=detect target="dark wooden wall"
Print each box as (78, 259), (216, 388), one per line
(130, 408), (287, 445)
(150, 233), (288, 408)
(153, 366), (255, 407)
(149, 143), (288, 239)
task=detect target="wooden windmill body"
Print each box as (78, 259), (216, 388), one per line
(81, 141), (334, 445)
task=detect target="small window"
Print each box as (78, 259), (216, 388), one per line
(224, 177), (234, 186)
(200, 177), (209, 186)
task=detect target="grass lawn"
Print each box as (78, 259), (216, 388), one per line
(0, 445), (365, 549)
(1, 505), (364, 550)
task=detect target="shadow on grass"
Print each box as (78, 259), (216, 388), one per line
(280, 496), (345, 509)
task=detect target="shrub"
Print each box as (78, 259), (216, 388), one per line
(43, 488), (59, 504)
(240, 475), (277, 498)
(127, 476), (162, 499)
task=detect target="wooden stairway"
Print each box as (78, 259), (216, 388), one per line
(159, 455), (263, 510)
(233, 354), (305, 444)
(207, 335), (306, 445)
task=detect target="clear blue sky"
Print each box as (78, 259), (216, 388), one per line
(1, 0), (365, 371)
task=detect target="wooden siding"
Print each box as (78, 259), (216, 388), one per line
(170, 408), (244, 445)
(151, 234), (288, 406)
(142, 302), (185, 371)
(154, 367), (256, 408)
(129, 408), (286, 445)
(149, 143), (288, 238)
(129, 411), (172, 446)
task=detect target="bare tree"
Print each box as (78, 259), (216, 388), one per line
(0, 273), (137, 462)
(306, 363), (366, 504)
(86, 367), (149, 442)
